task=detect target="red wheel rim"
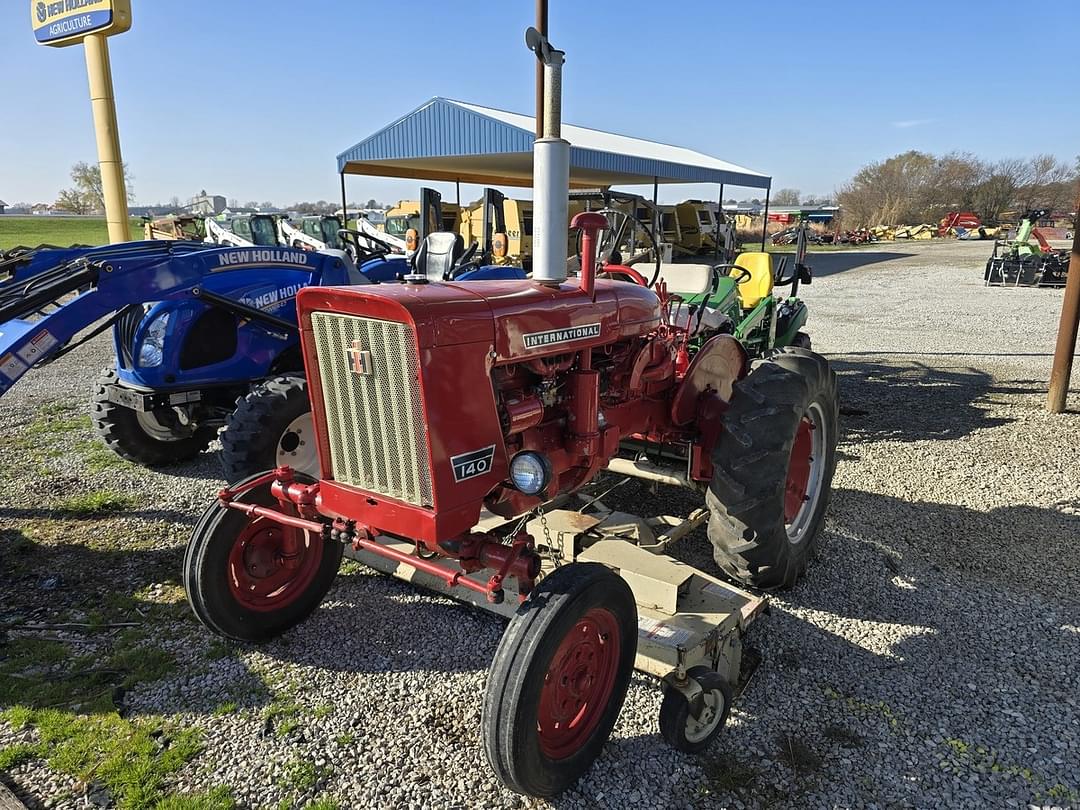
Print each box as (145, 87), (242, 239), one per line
(785, 417), (814, 523)
(226, 518), (323, 612)
(537, 607), (621, 760)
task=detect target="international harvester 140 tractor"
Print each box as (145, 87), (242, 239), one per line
(185, 28), (839, 798)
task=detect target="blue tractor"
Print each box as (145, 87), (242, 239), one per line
(0, 187), (523, 480)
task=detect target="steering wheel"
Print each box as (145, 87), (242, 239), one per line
(338, 228), (391, 262)
(447, 241), (480, 279)
(713, 263), (753, 285)
(575, 207), (663, 287)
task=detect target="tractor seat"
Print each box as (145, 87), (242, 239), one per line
(655, 263), (714, 296)
(732, 252), (774, 309)
(413, 232), (464, 281)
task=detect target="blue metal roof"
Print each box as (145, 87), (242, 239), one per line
(337, 98), (771, 190)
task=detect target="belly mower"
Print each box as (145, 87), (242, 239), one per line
(183, 26), (839, 798)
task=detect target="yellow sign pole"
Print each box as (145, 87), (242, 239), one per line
(83, 33), (130, 243)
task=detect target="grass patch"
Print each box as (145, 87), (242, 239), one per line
(156, 786), (235, 809)
(77, 438), (134, 473)
(277, 758), (331, 794)
(4, 708), (203, 809)
(212, 702), (237, 717)
(0, 216), (143, 250)
(54, 490), (137, 516)
(334, 732), (355, 747)
(0, 742), (42, 769)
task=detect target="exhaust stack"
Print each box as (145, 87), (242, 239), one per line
(526, 27), (569, 285)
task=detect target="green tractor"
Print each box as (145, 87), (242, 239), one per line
(589, 209), (814, 357)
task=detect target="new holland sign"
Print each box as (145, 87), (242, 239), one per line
(31, 0), (131, 47)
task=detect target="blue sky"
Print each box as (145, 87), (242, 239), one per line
(2, 1), (1077, 207)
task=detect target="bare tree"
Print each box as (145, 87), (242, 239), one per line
(771, 188), (801, 206)
(59, 161), (136, 214)
(54, 188), (91, 214)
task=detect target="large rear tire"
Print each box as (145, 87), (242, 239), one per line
(183, 471), (342, 642)
(483, 563), (637, 797)
(91, 366), (215, 467)
(706, 348), (838, 589)
(220, 375), (319, 483)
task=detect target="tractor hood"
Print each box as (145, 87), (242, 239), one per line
(296, 278), (661, 362)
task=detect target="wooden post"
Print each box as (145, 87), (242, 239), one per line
(1047, 224), (1080, 412)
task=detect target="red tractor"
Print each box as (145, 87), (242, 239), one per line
(185, 27), (838, 797)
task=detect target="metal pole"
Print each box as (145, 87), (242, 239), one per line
(84, 34), (130, 243)
(456, 180), (460, 208)
(653, 177), (659, 253)
(1047, 225), (1080, 413)
(715, 183), (724, 259)
(340, 172), (347, 226)
(535, 0), (548, 139)
(760, 189), (770, 251)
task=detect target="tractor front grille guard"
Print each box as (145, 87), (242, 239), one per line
(218, 467), (540, 604)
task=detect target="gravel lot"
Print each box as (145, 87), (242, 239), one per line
(1, 239), (1078, 809)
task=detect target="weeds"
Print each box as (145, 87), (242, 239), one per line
(54, 489), (137, 516)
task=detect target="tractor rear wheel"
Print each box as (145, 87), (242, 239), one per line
(706, 348), (838, 589)
(483, 563), (637, 797)
(91, 366), (215, 467)
(220, 375), (319, 482)
(183, 471), (342, 641)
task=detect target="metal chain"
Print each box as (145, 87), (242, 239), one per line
(537, 502), (565, 569)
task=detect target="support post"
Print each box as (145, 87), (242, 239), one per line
(535, 0), (548, 139)
(456, 180), (461, 208)
(84, 34), (130, 243)
(1047, 226), (1080, 413)
(715, 183), (724, 259)
(653, 177), (660, 249)
(760, 189), (770, 251)
(339, 172), (347, 226)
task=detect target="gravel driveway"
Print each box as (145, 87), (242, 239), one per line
(1, 239), (1078, 809)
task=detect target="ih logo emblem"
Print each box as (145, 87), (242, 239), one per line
(347, 340), (373, 376)
(450, 445), (496, 482)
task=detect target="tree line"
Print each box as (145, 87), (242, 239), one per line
(837, 151), (1078, 227)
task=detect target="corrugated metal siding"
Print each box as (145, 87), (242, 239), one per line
(338, 98), (533, 168)
(337, 97), (771, 190)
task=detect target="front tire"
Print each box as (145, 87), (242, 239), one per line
(483, 563), (637, 797)
(220, 375), (318, 482)
(183, 472), (342, 642)
(91, 366), (215, 467)
(706, 349), (839, 589)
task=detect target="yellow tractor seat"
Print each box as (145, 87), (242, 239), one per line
(732, 251), (774, 309)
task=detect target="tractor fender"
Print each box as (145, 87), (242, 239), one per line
(670, 335), (748, 426)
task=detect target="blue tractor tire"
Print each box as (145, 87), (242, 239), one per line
(91, 366), (217, 467)
(220, 375), (319, 483)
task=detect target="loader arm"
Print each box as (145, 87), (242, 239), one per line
(0, 241), (347, 396)
(279, 219), (326, 251)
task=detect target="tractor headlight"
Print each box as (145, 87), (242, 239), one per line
(138, 311), (170, 367)
(509, 451), (551, 496)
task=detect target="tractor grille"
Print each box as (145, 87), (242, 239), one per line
(309, 312), (433, 507)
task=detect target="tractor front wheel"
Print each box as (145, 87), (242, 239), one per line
(706, 348), (838, 589)
(183, 471), (342, 641)
(91, 366), (215, 467)
(220, 375), (319, 482)
(482, 563), (637, 797)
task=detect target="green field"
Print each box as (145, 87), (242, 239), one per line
(0, 216), (144, 251)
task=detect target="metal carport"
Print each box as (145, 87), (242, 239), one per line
(336, 97), (773, 246)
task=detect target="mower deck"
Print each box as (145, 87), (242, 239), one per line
(344, 495), (766, 688)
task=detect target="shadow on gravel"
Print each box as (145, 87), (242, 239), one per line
(831, 359), (1012, 442)
(808, 251), (912, 278)
(827, 487), (1080, 605)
